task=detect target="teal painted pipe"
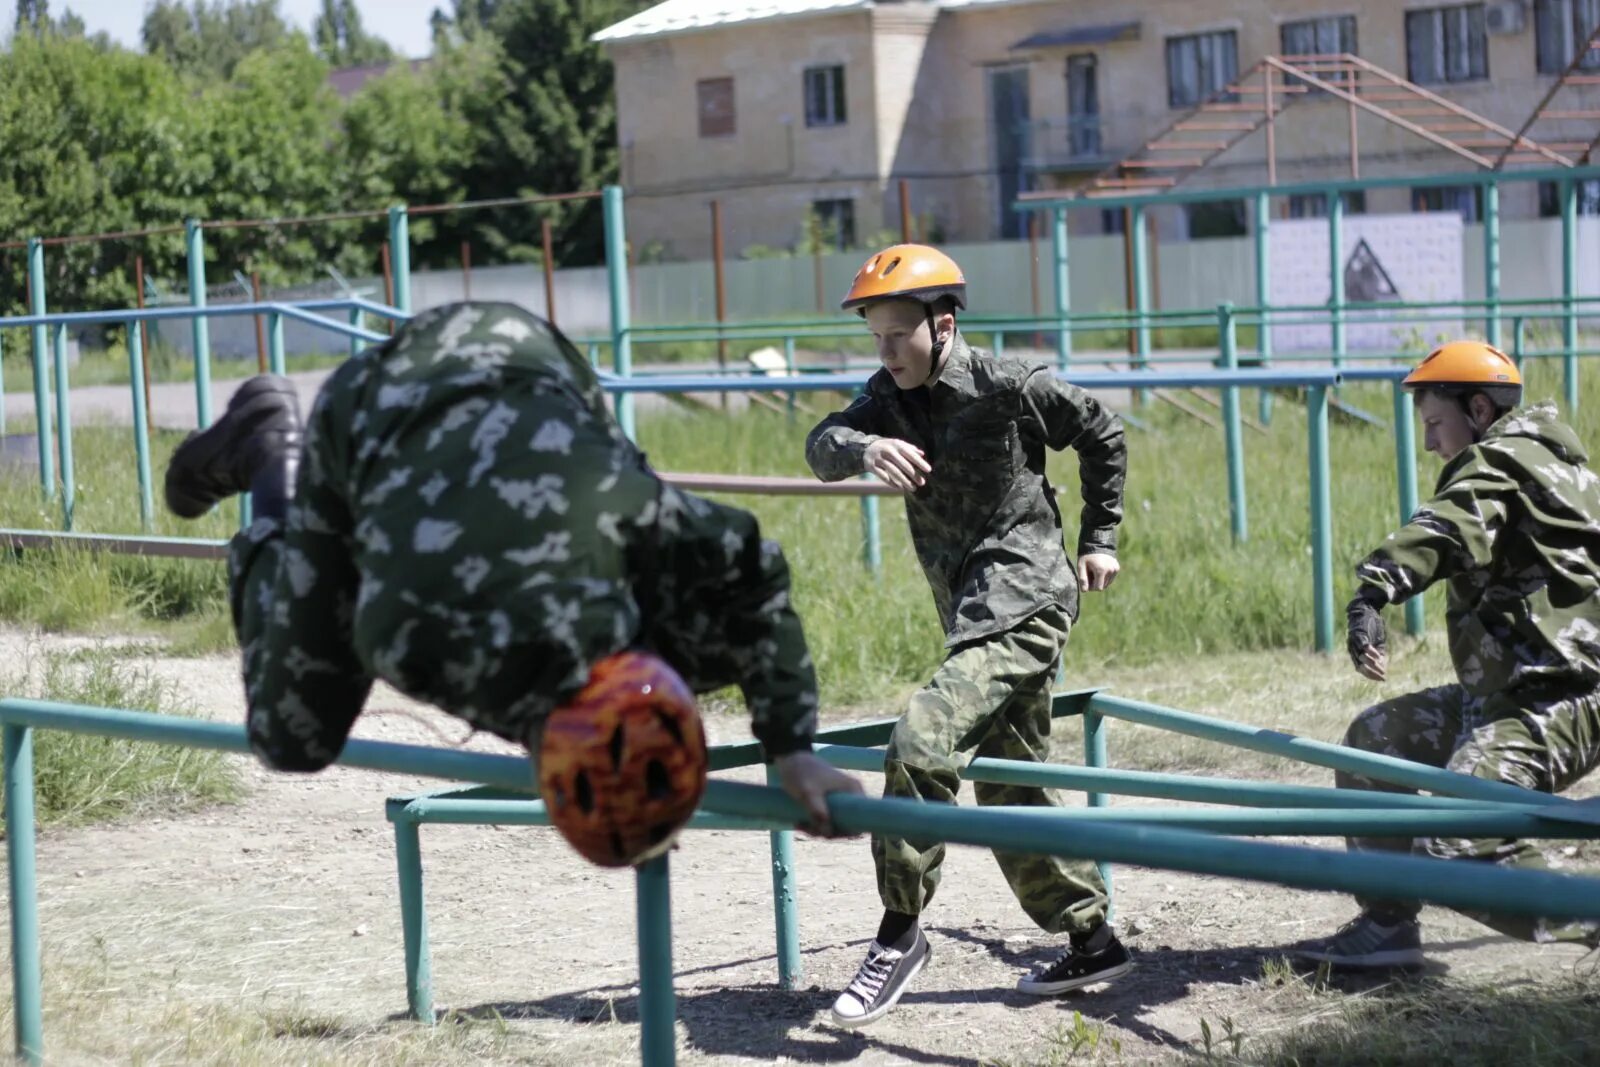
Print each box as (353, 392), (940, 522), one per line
(1081, 709), (1113, 911)
(984, 804), (1600, 838)
(1307, 385), (1334, 651)
(783, 335), (797, 420)
(1513, 315), (1526, 365)
(267, 311), (286, 376)
(1562, 179), (1579, 413)
(1328, 193), (1345, 369)
(4, 726), (42, 1065)
(636, 855), (677, 1067)
(1086, 694), (1569, 808)
(860, 483), (882, 577)
(1219, 303), (1247, 543)
(1052, 206), (1070, 368)
(1131, 204), (1151, 406)
(0, 329), (7, 438)
(51, 324), (74, 531)
(185, 219), (213, 428)
(699, 780), (1600, 920)
(992, 331), (1006, 359)
(387, 206), (412, 314)
(1254, 190), (1273, 426)
(1484, 183), (1501, 348)
(766, 764), (802, 990)
(1392, 381), (1423, 637)
(127, 321), (154, 531)
(393, 819), (434, 1023)
(395, 796), (785, 831)
(25, 238), (54, 499)
(602, 185), (636, 439)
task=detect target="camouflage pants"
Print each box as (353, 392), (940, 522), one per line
(1339, 683), (1600, 942)
(874, 604), (1107, 934)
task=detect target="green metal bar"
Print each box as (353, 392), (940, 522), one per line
(602, 185), (636, 439)
(1562, 178), (1580, 412)
(388, 205), (412, 315)
(1081, 709), (1112, 908)
(1328, 192), (1345, 369)
(701, 780), (1600, 919)
(765, 765), (802, 990)
(1308, 385), (1334, 652)
(25, 238), (54, 499)
(0, 329), (7, 439)
(1052, 206), (1070, 369)
(1513, 315), (1526, 365)
(127, 321), (154, 531)
(1484, 183), (1501, 348)
(1086, 694), (1571, 807)
(1130, 204), (1151, 405)
(51, 324), (74, 531)
(1219, 303), (1246, 543)
(953, 805), (1600, 838)
(992, 331), (1006, 359)
(267, 311), (286, 376)
(4, 725), (42, 1065)
(1392, 380), (1423, 637)
(185, 218), (213, 428)
(860, 485), (882, 577)
(391, 815), (434, 1023)
(347, 305), (363, 361)
(783, 335), (797, 420)
(636, 854), (677, 1067)
(1254, 190), (1273, 426)
(398, 797), (784, 830)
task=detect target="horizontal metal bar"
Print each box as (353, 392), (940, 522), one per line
(269, 304), (389, 343)
(0, 299), (403, 332)
(600, 369), (1342, 395)
(0, 530), (228, 560)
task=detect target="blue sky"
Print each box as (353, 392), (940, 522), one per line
(6, 0), (441, 58)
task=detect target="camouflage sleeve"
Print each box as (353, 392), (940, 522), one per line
(1354, 455), (1517, 605)
(229, 379), (374, 772)
(805, 392), (888, 482)
(1020, 366), (1127, 556)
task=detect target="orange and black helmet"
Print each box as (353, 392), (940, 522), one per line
(841, 244), (966, 313)
(1404, 339), (1522, 411)
(537, 651), (708, 868)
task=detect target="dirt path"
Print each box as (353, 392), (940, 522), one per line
(3, 630), (1595, 1066)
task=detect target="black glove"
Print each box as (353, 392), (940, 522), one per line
(1345, 589), (1388, 670)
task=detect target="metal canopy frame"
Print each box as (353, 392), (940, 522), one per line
(1497, 21), (1600, 167)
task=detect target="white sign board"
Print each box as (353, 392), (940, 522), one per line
(1269, 213), (1463, 353)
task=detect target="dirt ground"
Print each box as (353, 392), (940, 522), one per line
(3, 628), (1597, 1066)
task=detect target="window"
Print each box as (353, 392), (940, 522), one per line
(1166, 30), (1239, 109)
(811, 199), (856, 250)
(697, 77), (735, 138)
(1406, 5), (1488, 85)
(1538, 179), (1600, 214)
(1280, 15), (1358, 92)
(1287, 190), (1368, 217)
(804, 65), (846, 127)
(1101, 208), (1126, 235)
(1412, 184), (1484, 221)
(1066, 55), (1101, 156)
(1185, 199), (1248, 238)
(1536, 0), (1600, 72)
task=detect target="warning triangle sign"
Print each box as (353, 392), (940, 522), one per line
(1344, 239), (1401, 303)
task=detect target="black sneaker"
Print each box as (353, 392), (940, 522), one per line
(1016, 925), (1133, 995)
(829, 928), (932, 1028)
(165, 375), (303, 519)
(1294, 911), (1424, 970)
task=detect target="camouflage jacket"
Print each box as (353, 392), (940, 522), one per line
(232, 302), (818, 770)
(1356, 402), (1600, 697)
(804, 333), (1126, 647)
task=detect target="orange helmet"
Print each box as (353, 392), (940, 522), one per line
(841, 243), (966, 313)
(1404, 339), (1522, 409)
(537, 652), (707, 868)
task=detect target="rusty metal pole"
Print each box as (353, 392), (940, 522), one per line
(812, 212), (825, 314)
(251, 272), (267, 373)
(1265, 66), (1277, 186)
(134, 256), (152, 421)
(461, 240), (472, 300)
(1348, 66), (1360, 179)
(711, 201), (728, 401)
(541, 218), (557, 324)
(900, 179), (913, 243)
(381, 242), (395, 336)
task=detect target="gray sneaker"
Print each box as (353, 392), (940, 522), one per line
(829, 929), (932, 1028)
(1295, 911), (1424, 970)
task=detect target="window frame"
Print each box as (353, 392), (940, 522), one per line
(810, 198), (856, 251)
(803, 64), (847, 128)
(1405, 4), (1489, 86)
(697, 76), (736, 139)
(1165, 29), (1241, 110)
(1535, 0), (1600, 73)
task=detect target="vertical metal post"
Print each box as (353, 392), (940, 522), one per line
(134, 255), (152, 422)
(1308, 385), (1335, 653)
(185, 218), (213, 428)
(1513, 314), (1526, 366)
(711, 200), (728, 383)
(602, 185), (636, 438)
(1131, 204), (1152, 405)
(1328, 192), (1345, 369)
(1392, 380), (1423, 637)
(347, 305), (363, 361)
(1219, 304), (1247, 543)
(251, 272), (267, 373)
(636, 854), (678, 1067)
(1254, 191), (1274, 425)
(1484, 182), (1501, 348)
(52, 324), (73, 531)
(1264, 66), (1277, 186)
(783, 335), (797, 420)
(1562, 178), (1579, 412)
(900, 178), (913, 242)
(26, 238), (55, 499)
(461, 240), (472, 300)
(765, 765), (802, 990)
(541, 218), (558, 324)
(1081, 709), (1113, 914)
(0, 330), (6, 439)
(860, 487), (882, 577)
(393, 817), (434, 1023)
(387, 205), (412, 314)
(993, 331), (1006, 359)
(128, 321), (154, 531)
(267, 311), (286, 376)
(1052, 206), (1071, 368)
(4, 724), (43, 1066)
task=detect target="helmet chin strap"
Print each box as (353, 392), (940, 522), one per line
(925, 306), (948, 373)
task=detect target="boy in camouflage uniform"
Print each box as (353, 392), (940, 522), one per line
(1300, 340), (1600, 969)
(805, 245), (1131, 1028)
(164, 301), (860, 836)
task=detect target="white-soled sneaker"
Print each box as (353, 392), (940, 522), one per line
(829, 929), (932, 1029)
(1294, 911), (1424, 970)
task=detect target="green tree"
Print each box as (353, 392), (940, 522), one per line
(313, 0), (396, 66)
(141, 0), (295, 82)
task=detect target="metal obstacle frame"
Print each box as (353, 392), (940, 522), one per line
(4, 693), (1599, 1066)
